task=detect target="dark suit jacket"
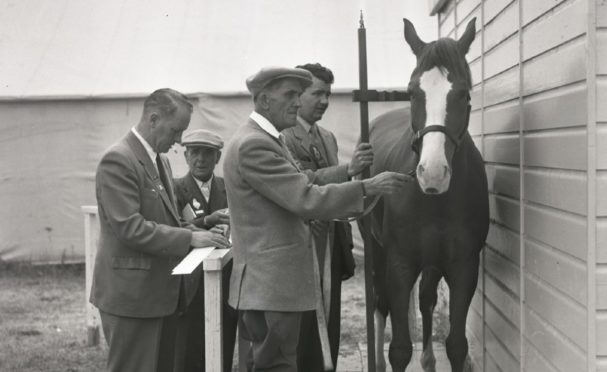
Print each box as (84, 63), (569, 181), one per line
(223, 118), (365, 312)
(90, 131), (195, 318)
(282, 121), (356, 279)
(174, 173), (227, 229)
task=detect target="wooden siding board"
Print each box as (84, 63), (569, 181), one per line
(524, 168), (586, 215)
(490, 195), (520, 232)
(523, 129), (587, 170)
(469, 109), (482, 135)
(485, 300), (521, 359)
(524, 204), (587, 261)
(484, 134), (520, 165)
(598, 0), (607, 28)
(522, 38), (586, 97)
(525, 239), (587, 305)
(440, 8), (456, 37)
(599, 124), (607, 169)
(599, 30), (607, 75)
(598, 311), (607, 355)
(470, 58), (482, 87)
(487, 164), (520, 198)
(523, 342), (560, 372)
(485, 246), (520, 296)
(600, 173), (607, 217)
(485, 272), (521, 324)
(484, 67), (520, 107)
(524, 307), (587, 371)
(456, 0), (481, 26)
(597, 219), (607, 263)
(522, 0), (586, 61)
(484, 1), (519, 52)
(484, 34), (520, 80)
(484, 323), (520, 371)
(487, 222), (521, 263)
(484, 0), (516, 26)
(522, 0), (568, 26)
(598, 265), (607, 310)
(484, 99), (520, 134)
(522, 83), (587, 131)
(467, 310), (484, 370)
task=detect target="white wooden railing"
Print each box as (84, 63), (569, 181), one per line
(81, 206), (232, 371)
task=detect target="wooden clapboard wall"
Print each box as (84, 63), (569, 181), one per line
(435, 0), (605, 371)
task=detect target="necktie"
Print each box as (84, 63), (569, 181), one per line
(155, 154), (173, 203)
(201, 181), (210, 202)
(309, 125), (328, 168)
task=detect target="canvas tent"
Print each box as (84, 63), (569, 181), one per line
(0, 0), (436, 263)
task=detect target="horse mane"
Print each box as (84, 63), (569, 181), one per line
(416, 38), (472, 88)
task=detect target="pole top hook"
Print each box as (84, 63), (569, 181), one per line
(359, 10), (365, 28)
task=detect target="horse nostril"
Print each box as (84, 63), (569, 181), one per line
(417, 164), (425, 174)
(425, 187), (439, 194)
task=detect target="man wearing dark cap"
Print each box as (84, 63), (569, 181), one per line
(223, 66), (412, 372)
(91, 89), (230, 372)
(282, 63), (372, 371)
(173, 129), (237, 372)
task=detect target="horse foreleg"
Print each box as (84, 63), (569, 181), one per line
(444, 253), (480, 372)
(419, 267), (442, 372)
(387, 265), (419, 372)
(374, 309), (387, 372)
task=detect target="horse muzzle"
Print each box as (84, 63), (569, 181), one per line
(416, 163), (451, 194)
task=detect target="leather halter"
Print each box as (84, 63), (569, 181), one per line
(411, 100), (471, 155)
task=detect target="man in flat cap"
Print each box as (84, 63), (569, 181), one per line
(223, 66), (412, 372)
(282, 63), (372, 372)
(173, 129), (238, 372)
(91, 89), (230, 372)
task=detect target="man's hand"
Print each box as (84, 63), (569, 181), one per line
(191, 230), (230, 249)
(204, 210), (230, 227)
(347, 143), (374, 177)
(362, 171), (414, 196)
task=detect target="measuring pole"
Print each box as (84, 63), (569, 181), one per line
(357, 11), (376, 372)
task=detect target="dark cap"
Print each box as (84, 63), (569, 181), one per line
(246, 66), (313, 97)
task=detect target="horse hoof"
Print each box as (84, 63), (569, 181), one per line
(462, 355), (473, 372)
(420, 356), (436, 372)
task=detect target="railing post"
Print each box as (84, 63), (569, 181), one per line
(203, 248), (232, 372)
(82, 205), (100, 347)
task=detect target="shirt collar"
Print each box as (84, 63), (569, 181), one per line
(250, 111), (280, 139)
(131, 128), (157, 164)
(192, 174), (213, 189)
(297, 116), (314, 134)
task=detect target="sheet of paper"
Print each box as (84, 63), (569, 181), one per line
(172, 247), (215, 275)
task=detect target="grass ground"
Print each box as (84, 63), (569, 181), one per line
(0, 255), (448, 371)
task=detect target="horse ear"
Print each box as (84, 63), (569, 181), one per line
(457, 18), (477, 55)
(403, 18), (426, 57)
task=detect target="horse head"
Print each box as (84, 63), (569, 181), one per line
(403, 17), (476, 195)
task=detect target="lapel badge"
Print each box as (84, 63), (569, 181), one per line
(192, 198), (201, 210)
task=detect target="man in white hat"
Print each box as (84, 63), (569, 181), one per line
(223, 66), (412, 372)
(173, 129), (237, 372)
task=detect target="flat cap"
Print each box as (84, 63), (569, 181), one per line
(246, 66), (313, 97)
(181, 129), (224, 149)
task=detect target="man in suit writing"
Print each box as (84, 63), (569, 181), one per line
(173, 129), (238, 371)
(282, 63), (371, 371)
(223, 67), (413, 372)
(91, 88), (230, 372)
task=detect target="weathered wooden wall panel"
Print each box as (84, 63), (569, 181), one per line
(524, 169), (586, 215)
(485, 300), (520, 358)
(490, 195), (520, 232)
(599, 172), (607, 216)
(599, 124), (607, 169)
(484, 134), (519, 164)
(487, 164), (520, 197)
(484, 35), (519, 79)
(598, 220), (607, 263)
(484, 324), (520, 371)
(597, 79), (607, 121)
(523, 343), (560, 372)
(522, 83), (587, 131)
(484, 0), (516, 26)
(523, 129), (587, 170)
(484, 100), (519, 134)
(484, 1), (519, 52)
(484, 68), (519, 107)
(521, 0), (568, 26)
(597, 310), (607, 355)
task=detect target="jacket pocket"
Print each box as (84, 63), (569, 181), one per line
(141, 187), (159, 199)
(112, 256), (152, 270)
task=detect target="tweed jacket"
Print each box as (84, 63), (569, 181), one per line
(174, 173), (227, 229)
(282, 120), (356, 279)
(223, 118), (365, 312)
(90, 131), (195, 318)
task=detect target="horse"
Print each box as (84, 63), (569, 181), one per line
(363, 18), (489, 372)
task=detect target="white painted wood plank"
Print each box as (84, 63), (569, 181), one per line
(598, 265), (607, 310)
(484, 323), (520, 371)
(597, 311), (607, 355)
(524, 306), (587, 371)
(487, 222), (521, 263)
(522, 0), (568, 26)
(523, 342), (560, 372)
(525, 239), (586, 306)
(598, 0), (607, 28)
(523, 129), (587, 170)
(485, 246), (520, 296)
(600, 173), (607, 217)
(484, 34), (519, 80)
(485, 300), (520, 359)
(471, 84), (483, 110)
(485, 272), (521, 325)
(597, 219), (607, 263)
(599, 124), (607, 170)
(522, 0), (586, 61)
(484, 1), (519, 52)
(598, 30), (607, 75)
(484, 67), (520, 107)
(469, 57), (482, 86)
(524, 204), (587, 261)
(456, 0), (481, 26)
(522, 82), (587, 131)
(484, 134), (520, 165)
(522, 38), (586, 97)
(490, 194), (521, 232)
(524, 168), (586, 215)
(469, 109), (482, 135)
(487, 164), (520, 198)
(484, 98), (520, 135)
(484, 0), (516, 26)
(440, 7), (456, 36)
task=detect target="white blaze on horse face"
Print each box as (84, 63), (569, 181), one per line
(417, 67), (452, 194)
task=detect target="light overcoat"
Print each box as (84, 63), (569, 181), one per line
(223, 118), (365, 312)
